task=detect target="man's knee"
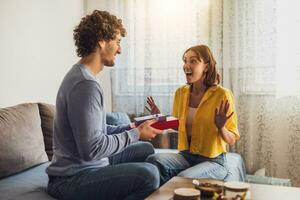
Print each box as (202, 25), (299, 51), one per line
(133, 141), (155, 156)
(142, 142), (155, 155)
(137, 163), (160, 189)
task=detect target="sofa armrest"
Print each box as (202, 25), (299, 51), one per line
(245, 175), (292, 186)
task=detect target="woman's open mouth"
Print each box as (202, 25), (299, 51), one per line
(185, 71), (192, 77)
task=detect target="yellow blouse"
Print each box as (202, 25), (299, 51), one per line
(172, 85), (240, 158)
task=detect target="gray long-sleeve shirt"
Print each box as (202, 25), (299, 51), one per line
(46, 63), (140, 176)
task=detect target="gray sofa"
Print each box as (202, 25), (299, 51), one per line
(0, 103), (55, 200)
(0, 103), (246, 200)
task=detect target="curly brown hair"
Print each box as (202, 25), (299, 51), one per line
(183, 45), (221, 87)
(73, 10), (126, 57)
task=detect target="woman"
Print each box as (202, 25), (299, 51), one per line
(145, 45), (240, 185)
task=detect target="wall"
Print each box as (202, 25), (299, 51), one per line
(0, 0), (84, 108)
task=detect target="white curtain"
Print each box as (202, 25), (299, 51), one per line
(223, 0), (300, 186)
(106, 0), (222, 116)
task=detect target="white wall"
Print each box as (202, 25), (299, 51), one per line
(0, 0), (84, 107)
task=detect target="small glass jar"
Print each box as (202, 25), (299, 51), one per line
(223, 182), (250, 199)
(173, 188), (201, 200)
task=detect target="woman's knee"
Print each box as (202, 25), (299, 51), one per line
(145, 153), (158, 164)
(146, 153), (169, 170)
(178, 162), (228, 180)
(146, 153), (172, 163)
(146, 153), (188, 168)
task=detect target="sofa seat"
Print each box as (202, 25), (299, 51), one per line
(0, 162), (55, 200)
(0, 151), (245, 200)
(0, 104), (247, 200)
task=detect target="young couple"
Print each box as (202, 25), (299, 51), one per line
(46, 10), (240, 200)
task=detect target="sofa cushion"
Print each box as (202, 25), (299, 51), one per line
(0, 162), (55, 200)
(106, 112), (131, 125)
(0, 103), (48, 178)
(245, 174), (292, 186)
(38, 103), (55, 161)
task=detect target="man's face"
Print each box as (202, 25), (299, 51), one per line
(101, 31), (122, 67)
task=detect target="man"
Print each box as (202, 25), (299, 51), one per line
(46, 10), (163, 200)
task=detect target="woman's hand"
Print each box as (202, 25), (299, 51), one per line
(215, 100), (236, 145)
(214, 100), (234, 129)
(145, 96), (161, 114)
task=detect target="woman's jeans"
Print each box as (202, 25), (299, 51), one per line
(146, 150), (228, 185)
(47, 142), (159, 200)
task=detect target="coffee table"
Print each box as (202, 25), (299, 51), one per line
(146, 176), (300, 200)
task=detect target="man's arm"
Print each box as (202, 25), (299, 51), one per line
(106, 124), (131, 135)
(68, 81), (140, 161)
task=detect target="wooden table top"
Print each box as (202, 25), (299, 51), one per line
(146, 176), (300, 200)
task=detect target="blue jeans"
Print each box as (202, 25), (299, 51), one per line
(146, 151), (228, 185)
(47, 142), (159, 200)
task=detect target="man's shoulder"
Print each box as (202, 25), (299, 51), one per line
(66, 64), (95, 82)
(59, 64), (101, 98)
(70, 80), (101, 98)
(66, 64), (99, 86)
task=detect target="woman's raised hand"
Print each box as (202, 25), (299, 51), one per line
(214, 100), (234, 129)
(145, 96), (161, 114)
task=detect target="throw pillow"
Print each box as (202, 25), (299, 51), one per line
(38, 103), (55, 161)
(0, 103), (48, 178)
(106, 112), (131, 125)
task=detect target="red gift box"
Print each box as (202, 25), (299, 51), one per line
(134, 114), (167, 126)
(151, 116), (179, 130)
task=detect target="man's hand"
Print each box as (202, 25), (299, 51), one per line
(129, 122), (136, 129)
(214, 100), (234, 129)
(137, 119), (163, 141)
(145, 96), (161, 114)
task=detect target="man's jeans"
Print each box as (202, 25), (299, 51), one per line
(47, 142), (159, 200)
(146, 151), (228, 185)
